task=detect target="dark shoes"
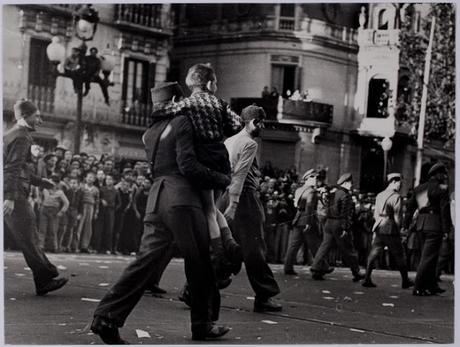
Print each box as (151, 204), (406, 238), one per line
(192, 324), (230, 341)
(254, 298), (282, 313)
(91, 316), (128, 344)
(352, 273), (365, 282)
(284, 270), (298, 275)
(361, 279), (377, 288)
(402, 279), (415, 289)
(312, 272), (325, 281)
(36, 277), (68, 296)
(324, 267), (335, 274)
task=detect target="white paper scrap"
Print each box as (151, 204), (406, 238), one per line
(24, 267), (31, 271)
(57, 265), (67, 270)
(261, 320), (278, 325)
(353, 291), (364, 295)
(389, 295), (399, 299)
(98, 266), (109, 269)
(246, 296), (255, 300)
(81, 298), (101, 303)
(10, 298), (16, 301)
(136, 329), (151, 338)
(15, 273), (25, 277)
(322, 290), (331, 294)
(98, 283), (110, 287)
(382, 303), (394, 307)
(350, 328), (365, 333)
(323, 296), (335, 300)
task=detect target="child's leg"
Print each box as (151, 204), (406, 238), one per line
(202, 190), (221, 240)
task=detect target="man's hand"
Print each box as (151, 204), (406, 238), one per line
(340, 230), (349, 238)
(57, 211), (65, 218)
(224, 202), (238, 221)
(3, 200), (14, 216)
(41, 178), (55, 189)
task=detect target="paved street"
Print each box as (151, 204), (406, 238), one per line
(4, 251), (454, 344)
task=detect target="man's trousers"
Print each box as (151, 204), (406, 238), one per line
(4, 197), (59, 289)
(225, 189), (280, 300)
(415, 230), (443, 291)
(311, 219), (360, 275)
(93, 205), (219, 334)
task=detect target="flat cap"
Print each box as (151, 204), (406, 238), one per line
(337, 172), (352, 185)
(14, 99), (38, 120)
(150, 82), (184, 104)
(387, 172), (402, 182)
(302, 168), (317, 180)
(428, 162), (447, 177)
(241, 104), (266, 122)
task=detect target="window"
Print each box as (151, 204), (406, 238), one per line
(278, 4), (296, 31)
(367, 78), (389, 118)
(28, 38), (56, 88)
(28, 38), (56, 113)
(378, 9), (389, 30)
(271, 65), (297, 98)
(122, 58), (156, 106)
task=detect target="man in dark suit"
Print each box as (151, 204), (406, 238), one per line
(405, 163), (452, 296)
(3, 99), (68, 296)
(310, 173), (364, 281)
(91, 82), (231, 343)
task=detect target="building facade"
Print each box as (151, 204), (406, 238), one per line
(3, 4), (173, 160)
(171, 3), (454, 193)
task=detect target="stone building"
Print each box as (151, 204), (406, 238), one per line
(171, 3), (454, 193)
(3, 4), (173, 160)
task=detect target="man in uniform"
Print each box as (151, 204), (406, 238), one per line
(310, 173), (364, 281)
(362, 173), (414, 289)
(221, 105), (282, 312)
(405, 163), (452, 296)
(91, 82), (231, 343)
(284, 169), (332, 275)
(3, 99), (69, 296)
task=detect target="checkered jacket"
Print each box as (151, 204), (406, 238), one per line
(164, 92), (242, 143)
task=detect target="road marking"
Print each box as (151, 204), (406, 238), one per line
(81, 298), (101, 303)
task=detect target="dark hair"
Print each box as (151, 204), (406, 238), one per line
(185, 63), (216, 89)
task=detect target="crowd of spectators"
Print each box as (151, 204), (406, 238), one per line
(4, 144), (152, 256)
(4, 146), (453, 275)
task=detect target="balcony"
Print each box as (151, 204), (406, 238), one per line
(176, 15), (357, 49)
(121, 102), (152, 127)
(28, 84), (55, 115)
(114, 4), (173, 36)
(230, 97), (333, 127)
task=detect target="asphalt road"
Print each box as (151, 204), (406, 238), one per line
(3, 251), (455, 344)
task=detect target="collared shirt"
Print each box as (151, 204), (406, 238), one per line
(224, 128), (260, 202)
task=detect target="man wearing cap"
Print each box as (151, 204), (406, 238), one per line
(3, 99), (69, 296)
(310, 173), (364, 281)
(404, 162), (452, 296)
(91, 82), (231, 343)
(220, 104), (282, 312)
(362, 173), (414, 289)
(284, 169), (332, 275)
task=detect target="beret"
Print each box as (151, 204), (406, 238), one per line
(150, 82), (184, 104)
(337, 172), (352, 185)
(428, 162), (447, 177)
(302, 168), (317, 180)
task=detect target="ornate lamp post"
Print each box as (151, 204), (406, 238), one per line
(381, 136), (393, 183)
(46, 4), (114, 153)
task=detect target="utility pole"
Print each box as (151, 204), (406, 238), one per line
(414, 16), (436, 186)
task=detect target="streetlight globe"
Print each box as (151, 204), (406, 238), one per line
(46, 36), (66, 63)
(381, 136), (393, 151)
(101, 55), (116, 72)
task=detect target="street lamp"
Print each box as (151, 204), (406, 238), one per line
(46, 4), (113, 154)
(381, 136), (393, 183)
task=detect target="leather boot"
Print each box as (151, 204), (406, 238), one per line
(220, 227), (243, 275)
